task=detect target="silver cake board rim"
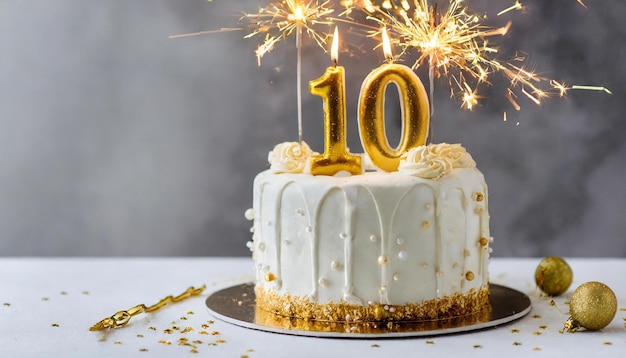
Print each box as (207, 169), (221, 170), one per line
(206, 283), (531, 339)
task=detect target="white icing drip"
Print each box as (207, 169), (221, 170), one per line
(252, 167), (490, 306)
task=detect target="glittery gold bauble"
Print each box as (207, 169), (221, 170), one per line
(565, 281), (617, 332)
(534, 256), (573, 296)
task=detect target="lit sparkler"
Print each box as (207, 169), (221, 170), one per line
(243, 1), (335, 144)
(350, 0), (594, 119)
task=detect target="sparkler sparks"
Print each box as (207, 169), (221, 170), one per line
(243, 1), (335, 65)
(354, 0), (580, 110)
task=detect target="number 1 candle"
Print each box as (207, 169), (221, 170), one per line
(358, 28), (430, 172)
(309, 27), (362, 176)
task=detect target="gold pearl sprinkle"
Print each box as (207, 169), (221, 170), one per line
(264, 272), (276, 282)
(466, 271), (475, 281)
(478, 237), (488, 246)
(377, 255), (388, 266)
(474, 192), (484, 202)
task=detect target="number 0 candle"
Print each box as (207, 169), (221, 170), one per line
(309, 27), (362, 176)
(358, 28), (430, 172)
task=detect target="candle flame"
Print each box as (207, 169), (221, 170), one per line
(331, 27), (340, 65)
(382, 27), (393, 63)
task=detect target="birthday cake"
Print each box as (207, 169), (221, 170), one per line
(246, 142), (491, 322)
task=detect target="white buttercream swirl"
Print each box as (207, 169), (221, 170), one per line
(268, 141), (313, 174)
(398, 143), (475, 178)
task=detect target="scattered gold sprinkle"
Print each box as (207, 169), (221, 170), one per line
(513, 342), (522, 346)
(217, 339), (226, 343)
(265, 272), (276, 282)
(180, 316), (188, 320)
(140, 348), (148, 352)
(533, 331), (542, 336)
(426, 340), (435, 345)
(242, 356), (249, 358)
(158, 340), (171, 345)
(190, 349), (199, 353)
(187, 311), (195, 315)
(539, 325), (548, 330)
(532, 315), (541, 319)
(604, 342), (612, 345)
(208, 343), (217, 347)
(371, 344), (380, 348)
(474, 192), (484, 202)
(564, 301), (570, 305)
(172, 326), (180, 330)
(114, 341), (123, 345)
(60, 291), (68, 295)
(148, 326), (157, 331)
(193, 340), (203, 344)
(619, 308), (626, 312)
(211, 331), (220, 336)
(42, 297), (49, 301)
(51, 323), (59, 327)
(201, 324), (211, 329)
(136, 334), (144, 338)
(422, 221), (430, 229)
(99, 337), (106, 342)
(82, 291), (90, 295)
(533, 347), (542, 351)
(473, 345), (482, 349)
(3, 303), (10, 307)
(478, 237), (488, 247)
(199, 331), (209, 335)
(465, 271), (475, 281)
(209, 320), (214, 324)
(511, 329), (520, 333)
(246, 349), (255, 353)
(164, 329), (175, 334)
(181, 327), (194, 333)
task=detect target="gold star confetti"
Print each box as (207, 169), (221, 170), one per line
(473, 345), (482, 349)
(510, 328), (520, 333)
(158, 340), (172, 345)
(51, 323), (60, 327)
(137, 334), (144, 338)
(139, 348), (148, 352)
(426, 340), (435, 344)
(3, 303), (10, 307)
(114, 341), (123, 345)
(513, 342), (522, 346)
(372, 344), (381, 348)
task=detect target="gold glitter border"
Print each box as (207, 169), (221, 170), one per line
(255, 285), (490, 323)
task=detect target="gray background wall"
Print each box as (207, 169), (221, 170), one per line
(0, 0), (624, 257)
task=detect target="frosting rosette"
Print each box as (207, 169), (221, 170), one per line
(429, 143), (476, 168)
(398, 148), (452, 179)
(268, 141), (313, 174)
(398, 143), (475, 178)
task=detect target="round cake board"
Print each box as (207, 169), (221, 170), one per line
(206, 283), (531, 338)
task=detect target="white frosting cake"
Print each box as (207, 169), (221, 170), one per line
(247, 143), (492, 322)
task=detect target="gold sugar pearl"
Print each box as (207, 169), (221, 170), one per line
(465, 271), (475, 281)
(264, 272), (276, 282)
(474, 192), (484, 202)
(478, 237), (488, 247)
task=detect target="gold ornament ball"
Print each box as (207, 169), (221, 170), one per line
(535, 256), (573, 296)
(565, 281), (617, 332)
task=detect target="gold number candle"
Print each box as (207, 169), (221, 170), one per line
(309, 27), (362, 176)
(358, 28), (430, 172)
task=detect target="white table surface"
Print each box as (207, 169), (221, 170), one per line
(1, 257), (625, 357)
